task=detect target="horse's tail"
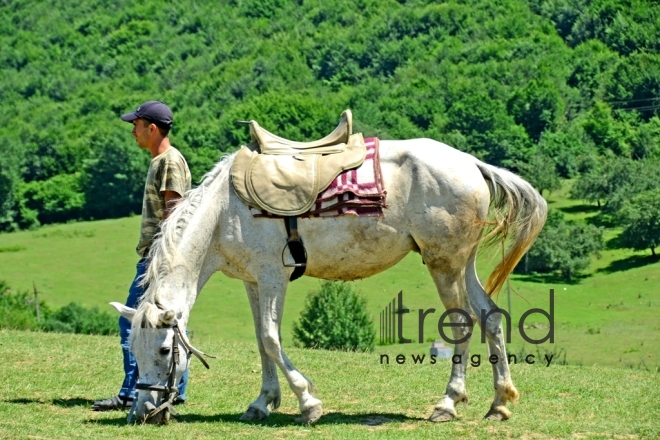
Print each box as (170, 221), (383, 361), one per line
(474, 161), (547, 296)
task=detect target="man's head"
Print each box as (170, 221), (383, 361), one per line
(121, 101), (173, 149)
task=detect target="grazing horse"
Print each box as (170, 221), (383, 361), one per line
(111, 138), (547, 424)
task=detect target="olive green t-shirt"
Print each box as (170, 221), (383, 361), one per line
(136, 146), (191, 257)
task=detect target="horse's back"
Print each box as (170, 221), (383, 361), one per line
(379, 138), (491, 212)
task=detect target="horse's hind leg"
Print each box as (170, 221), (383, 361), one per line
(257, 273), (323, 424)
(426, 262), (475, 422)
(465, 251), (519, 421)
(240, 282), (282, 421)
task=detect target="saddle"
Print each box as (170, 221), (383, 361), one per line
(249, 109), (353, 155)
(231, 110), (367, 217)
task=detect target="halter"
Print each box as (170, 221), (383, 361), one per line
(127, 310), (214, 424)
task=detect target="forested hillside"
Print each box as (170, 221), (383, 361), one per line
(1, 0), (659, 236)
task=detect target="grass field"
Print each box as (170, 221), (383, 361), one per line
(1, 329), (659, 439)
(1, 186), (659, 371)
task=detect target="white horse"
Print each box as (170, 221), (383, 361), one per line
(111, 138), (547, 424)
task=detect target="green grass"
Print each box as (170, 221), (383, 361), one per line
(1, 329), (658, 439)
(1, 186), (659, 371)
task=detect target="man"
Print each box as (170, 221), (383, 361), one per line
(92, 101), (192, 411)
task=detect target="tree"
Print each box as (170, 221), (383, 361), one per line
(570, 156), (616, 207)
(606, 52), (660, 121)
(571, 156), (660, 212)
(507, 79), (565, 142)
(292, 281), (375, 352)
(583, 101), (630, 156)
(2, 0), (660, 233)
(81, 129), (149, 220)
(516, 152), (561, 196)
(518, 210), (604, 281)
(18, 173), (84, 225)
(0, 139), (22, 231)
(617, 190), (660, 256)
(568, 39), (618, 102)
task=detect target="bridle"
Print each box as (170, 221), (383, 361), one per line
(128, 311), (214, 424)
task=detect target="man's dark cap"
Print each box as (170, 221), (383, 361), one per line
(121, 101), (173, 128)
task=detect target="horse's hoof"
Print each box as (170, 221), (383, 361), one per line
(428, 407), (456, 422)
(484, 405), (511, 421)
(239, 406), (269, 421)
(295, 404), (323, 425)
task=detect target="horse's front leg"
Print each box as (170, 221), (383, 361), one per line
(258, 273), (323, 424)
(239, 282), (282, 421)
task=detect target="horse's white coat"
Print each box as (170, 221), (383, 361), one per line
(115, 139), (547, 424)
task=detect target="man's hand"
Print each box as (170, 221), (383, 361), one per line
(163, 190), (183, 220)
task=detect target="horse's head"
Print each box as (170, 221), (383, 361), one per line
(110, 301), (201, 424)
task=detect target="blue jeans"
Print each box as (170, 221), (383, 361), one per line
(118, 258), (189, 400)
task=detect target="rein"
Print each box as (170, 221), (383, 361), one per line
(128, 309), (214, 424)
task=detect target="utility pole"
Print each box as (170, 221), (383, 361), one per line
(506, 273), (512, 317)
(33, 282), (41, 323)
(502, 242), (512, 316)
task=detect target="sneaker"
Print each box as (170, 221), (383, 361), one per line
(91, 395), (134, 411)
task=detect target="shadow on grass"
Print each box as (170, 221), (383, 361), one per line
(5, 398), (94, 407)
(512, 272), (586, 285)
(605, 234), (625, 250)
(584, 213), (617, 228)
(596, 254), (660, 274)
(557, 204), (601, 215)
(85, 416), (128, 426)
(178, 411), (420, 426)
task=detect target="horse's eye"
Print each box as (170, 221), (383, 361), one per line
(159, 347), (171, 355)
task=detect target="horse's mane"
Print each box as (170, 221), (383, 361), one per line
(132, 153), (235, 331)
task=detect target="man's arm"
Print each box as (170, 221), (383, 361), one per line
(163, 190), (183, 220)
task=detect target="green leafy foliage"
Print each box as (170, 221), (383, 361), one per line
(81, 130), (149, 220)
(292, 281), (375, 352)
(507, 79), (564, 142)
(17, 173), (84, 226)
(41, 302), (118, 335)
(572, 156), (660, 213)
(517, 210), (605, 281)
(0, 281), (117, 335)
(0, 139), (22, 231)
(1, 0), (660, 233)
(0, 281), (51, 331)
(516, 152), (562, 196)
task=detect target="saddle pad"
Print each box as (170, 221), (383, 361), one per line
(317, 137), (384, 201)
(251, 137), (387, 218)
(231, 133), (367, 216)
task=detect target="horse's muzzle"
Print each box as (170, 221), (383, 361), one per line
(142, 401), (171, 424)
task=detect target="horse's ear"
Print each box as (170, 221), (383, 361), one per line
(159, 310), (176, 326)
(110, 302), (136, 321)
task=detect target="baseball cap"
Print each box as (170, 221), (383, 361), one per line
(121, 101), (173, 128)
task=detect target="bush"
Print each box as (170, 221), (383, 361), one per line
(516, 210), (605, 281)
(42, 302), (118, 336)
(292, 281), (375, 352)
(0, 281), (51, 330)
(0, 281), (117, 335)
(18, 173), (85, 225)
